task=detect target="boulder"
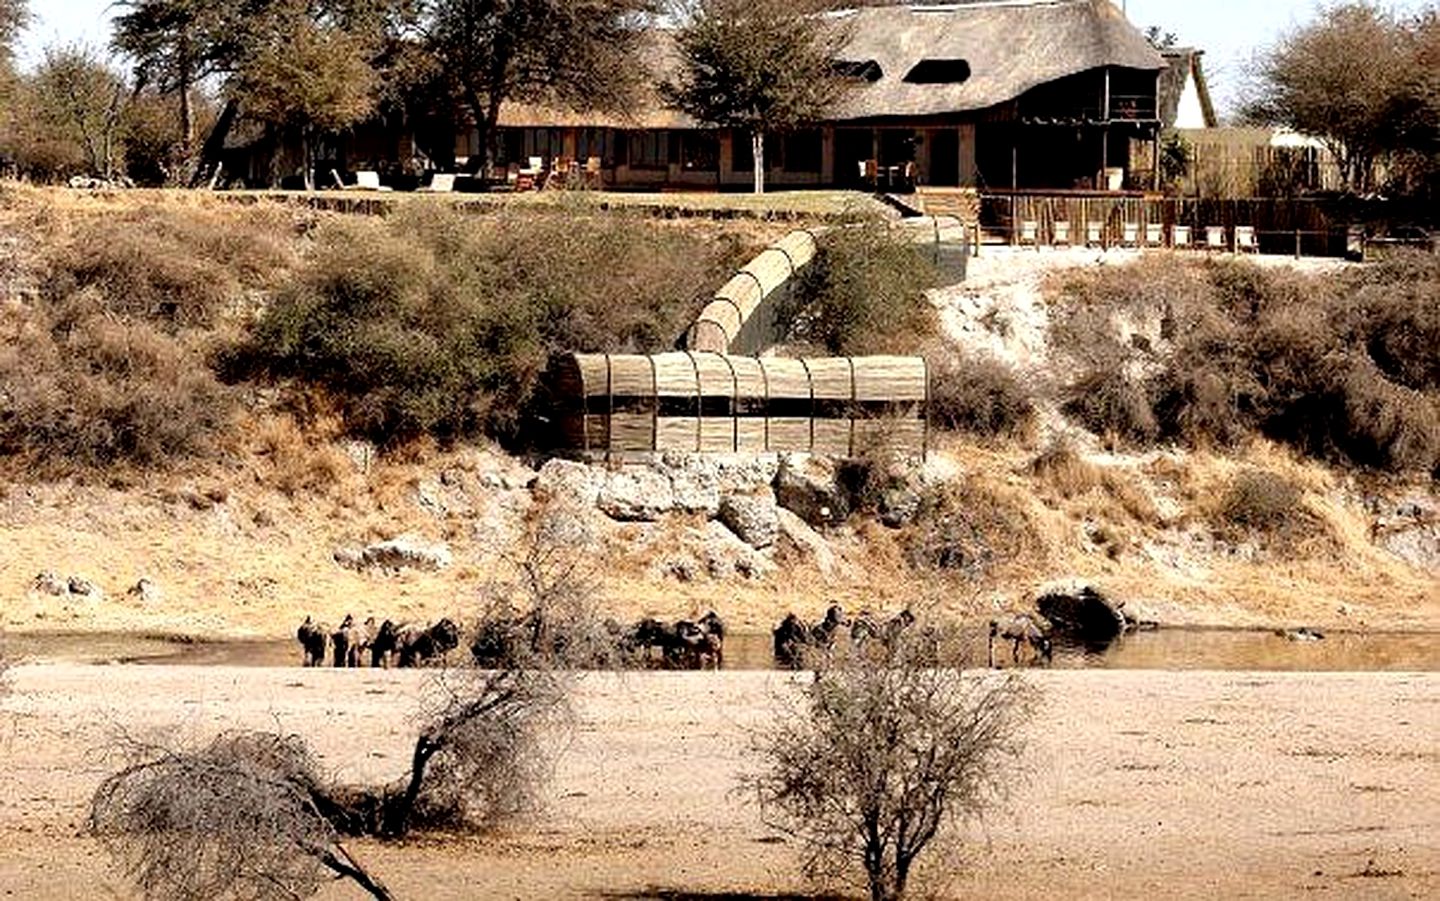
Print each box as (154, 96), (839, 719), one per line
(775, 453), (845, 527)
(1034, 580), (1126, 642)
(31, 570), (66, 596)
(776, 508), (838, 576)
(533, 459), (604, 508)
(702, 520), (774, 580)
(335, 536), (453, 572)
(666, 466), (721, 516)
(718, 491), (779, 548)
(597, 468), (675, 521)
(67, 576), (102, 601)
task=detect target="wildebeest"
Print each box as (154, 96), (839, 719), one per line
(810, 604), (849, 649)
(773, 612), (808, 669)
(331, 614), (363, 667)
(296, 616), (327, 667)
(394, 617), (461, 667)
(988, 613), (1053, 667)
(368, 619), (400, 668)
(666, 611), (725, 670)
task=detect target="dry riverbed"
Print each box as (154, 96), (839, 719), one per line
(1, 664), (1436, 899)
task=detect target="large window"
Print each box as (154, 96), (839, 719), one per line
(577, 129), (613, 165)
(676, 131), (718, 171)
(782, 130), (823, 173)
(627, 130), (667, 168)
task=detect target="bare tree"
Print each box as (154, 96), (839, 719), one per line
(743, 632), (1035, 901)
(89, 730), (394, 901)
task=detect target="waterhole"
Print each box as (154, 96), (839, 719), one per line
(6, 627), (1438, 672)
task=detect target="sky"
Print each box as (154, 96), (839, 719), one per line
(15, 0), (1440, 120)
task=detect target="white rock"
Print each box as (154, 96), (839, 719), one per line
(534, 459), (604, 507)
(597, 468), (675, 521)
(718, 491), (779, 548)
(776, 507), (838, 576)
(31, 570), (66, 596)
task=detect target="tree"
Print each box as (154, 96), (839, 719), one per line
(1144, 24), (1178, 50)
(743, 632), (1034, 901)
(1243, 3), (1410, 193)
(240, 18), (379, 188)
(90, 666), (567, 898)
(412, 0), (653, 176)
(90, 731), (394, 901)
(25, 45), (129, 179)
(665, 0), (849, 193)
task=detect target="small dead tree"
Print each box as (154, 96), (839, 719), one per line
(89, 731), (393, 901)
(744, 632), (1035, 901)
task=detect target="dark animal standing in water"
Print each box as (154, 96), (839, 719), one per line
(773, 612), (809, 669)
(296, 616), (328, 667)
(810, 604), (849, 650)
(628, 618), (674, 665)
(332, 614), (363, 667)
(989, 614), (1053, 667)
(368, 619), (400, 668)
(883, 609), (916, 647)
(696, 611), (726, 669)
(395, 618), (461, 667)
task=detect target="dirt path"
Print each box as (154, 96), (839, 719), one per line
(1, 664), (1436, 899)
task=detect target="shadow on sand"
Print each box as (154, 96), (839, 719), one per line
(601, 892), (849, 901)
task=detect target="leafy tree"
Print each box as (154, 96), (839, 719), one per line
(743, 630), (1034, 901)
(24, 45), (129, 179)
(1144, 24), (1178, 50)
(665, 0), (848, 193)
(0, 0), (26, 61)
(411, 0), (652, 176)
(1243, 3), (1410, 193)
(241, 18), (379, 188)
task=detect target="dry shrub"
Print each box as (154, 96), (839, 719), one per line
(1062, 365), (1158, 446)
(903, 477), (1038, 576)
(1216, 468), (1303, 533)
(1027, 442), (1102, 499)
(251, 415), (353, 498)
(0, 305), (231, 471)
(46, 203), (296, 327)
(926, 351), (1035, 440)
(1099, 470), (1163, 525)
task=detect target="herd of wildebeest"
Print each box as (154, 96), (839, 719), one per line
(296, 605), (1057, 670)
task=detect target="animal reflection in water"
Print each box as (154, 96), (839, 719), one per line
(294, 615), (460, 668)
(772, 605), (918, 669)
(988, 613), (1053, 667)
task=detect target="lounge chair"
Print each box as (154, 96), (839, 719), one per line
(1019, 219), (1038, 246)
(421, 173), (456, 193)
(1121, 222), (1140, 247)
(1086, 221), (1104, 247)
(1052, 220), (1071, 246)
(352, 170), (392, 192)
(1172, 225), (1192, 248)
(1144, 223), (1164, 247)
(1234, 225), (1258, 253)
(1205, 226), (1226, 251)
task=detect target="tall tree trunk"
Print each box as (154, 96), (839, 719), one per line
(189, 97), (239, 188)
(752, 129), (764, 195)
(302, 130), (314, 191)
(463, 87), (490, 176)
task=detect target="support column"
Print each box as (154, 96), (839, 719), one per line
(821, 126), (835, 186)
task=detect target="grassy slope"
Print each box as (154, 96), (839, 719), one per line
(0, 187), (1434, 639)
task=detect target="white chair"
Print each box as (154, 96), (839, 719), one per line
(1086, 221), (1104, 246)
(1121, 222), (1140, 247)
(353, 170), (392, 191)
(1052, 220), (1071, 246)
(422, 173), (456, 193)
(1145, 223), (1164, 246)
(1172, 225), (1192, 248)
(1205, 226), (1226, 250)
(1234, 225), (1258, 253)
(1019, 220), (1038, 246)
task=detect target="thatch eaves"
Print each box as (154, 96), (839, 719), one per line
(1158, 47), (1217, 129)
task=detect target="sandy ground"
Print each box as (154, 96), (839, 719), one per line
(1, 663), (1436, 900)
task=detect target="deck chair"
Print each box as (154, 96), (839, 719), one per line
(1121, 222), (1140, 247)
(1052, 220), (1072, 246)
(583, 156), (603, 189)
(1234, 225), (1258, 253)
(1144, 223), (1164, 247)
(1172, 225), (1192, 248)
(352, 170), (391, 191)
(1205, 226), (1226, 251)
(1019, 220), (1039, 246)
(421, 173), (456, 193)
(1086, 221), (1104, 247)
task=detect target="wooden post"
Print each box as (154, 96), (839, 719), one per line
(1295, 229), (1302, 259)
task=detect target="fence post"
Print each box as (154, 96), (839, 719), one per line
(1295, 229), (1301, 260)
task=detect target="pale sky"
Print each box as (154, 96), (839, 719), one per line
(16, 0), (1440, 119)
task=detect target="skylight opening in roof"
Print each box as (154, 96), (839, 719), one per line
(903, 59), (972, 85)
(833, 59), (884, 82)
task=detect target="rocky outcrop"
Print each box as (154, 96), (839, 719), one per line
(30, 570), (67, 596)
(775, 454), (844, 526)
(335, 536), (453, 572)
(718, 491), (779, 548)
(1034, 580), (1126, 641)
(534, 459), (604, 508)
(126, 578), (163, 604)
(776, 508), (838, 576)
(597, 468), (676, 521)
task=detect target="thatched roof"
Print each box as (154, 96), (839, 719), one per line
(1158, 48), (1217, 129)
(499, 1), (1164, 130)
(830, 1), (1165, 121)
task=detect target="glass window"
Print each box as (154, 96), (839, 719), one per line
(782, 130), (822, 173)
(679, 131), (718, 171)
(627, 131), (667, 168)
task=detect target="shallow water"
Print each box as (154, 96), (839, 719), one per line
(7, 627), (1439, 672)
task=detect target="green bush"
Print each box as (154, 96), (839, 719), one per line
(779, 223), (938, 355)
(234, 207), (749, 447)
